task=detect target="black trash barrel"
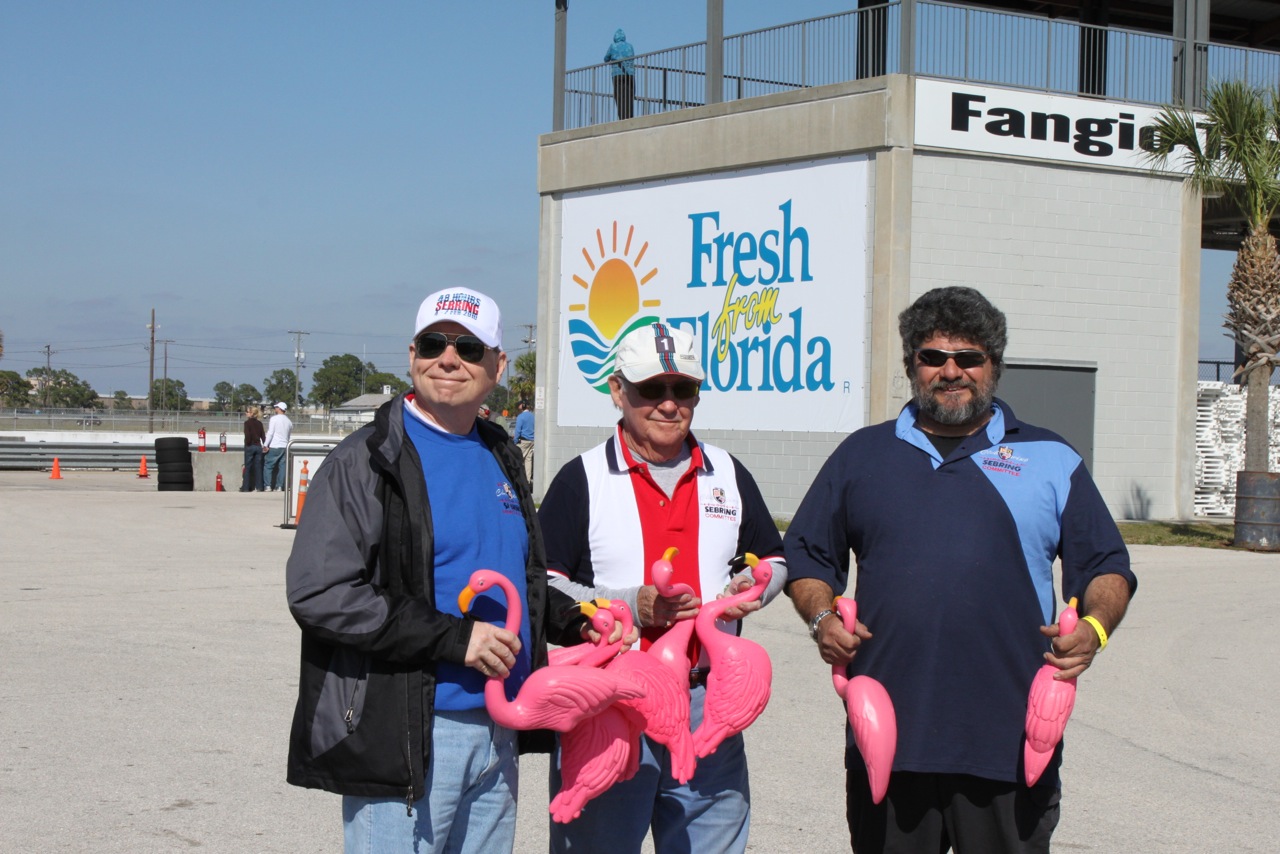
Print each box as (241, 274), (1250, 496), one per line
(154, 437), (194, 492)
(1234, 471), (1280, 551)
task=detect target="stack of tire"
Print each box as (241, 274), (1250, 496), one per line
(154, 437), (194, 492)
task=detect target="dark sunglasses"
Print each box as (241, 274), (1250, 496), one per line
(914, 348), (989, 369)
(627, 378), (702, 401)
(414, 331), (493, 364)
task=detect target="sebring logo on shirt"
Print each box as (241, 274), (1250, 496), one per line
(979, 445), (1028, 476)
(703, 488), (739, 520)
(495, 481), (521, 514)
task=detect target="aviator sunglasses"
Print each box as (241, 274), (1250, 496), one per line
(627, 377), (702, 401)
(414, 331), (493, 363)
(914, 348), (990, 369)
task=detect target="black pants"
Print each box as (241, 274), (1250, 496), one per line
(612, 74), (634, 120)
(847, 767), (1060, 854)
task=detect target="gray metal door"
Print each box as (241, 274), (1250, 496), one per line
(998, 364), (1096, 471)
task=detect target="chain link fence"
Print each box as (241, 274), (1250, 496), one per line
(0, 408), (350, 436)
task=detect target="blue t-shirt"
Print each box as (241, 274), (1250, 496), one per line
(403, 403), (531, 710)
(514, 409), (535, 442)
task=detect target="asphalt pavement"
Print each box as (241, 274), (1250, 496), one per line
(2, 470), (1276, 852)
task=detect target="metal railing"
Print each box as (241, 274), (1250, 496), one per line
(1198, 360), (1280, 384)
(0, 408), (352, 435)
(560, 1), (1280, 130)
(564, 41), (707, 127)
(915, 2), (1178, 105)
(1203, 41), (1280, 91)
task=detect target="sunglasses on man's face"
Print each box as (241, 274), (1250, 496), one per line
(627, 378), (702, 401)
(414, 332), (492, 364)
(914, 348), (989, 369)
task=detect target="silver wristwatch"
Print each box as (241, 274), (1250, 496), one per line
(808, 609), (835, 642)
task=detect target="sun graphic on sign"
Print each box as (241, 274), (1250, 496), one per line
(566, 221), (662, 392)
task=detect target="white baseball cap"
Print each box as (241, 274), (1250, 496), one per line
(613, 323), (705, 383)
(414, 287), (502, 349)
(275, 401), (288, 411)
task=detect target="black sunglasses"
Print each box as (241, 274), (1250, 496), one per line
(414, 331), (493, 364)
(627, 378), (702, 401)
(914, 348), (989, 369)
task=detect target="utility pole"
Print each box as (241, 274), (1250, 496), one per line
(147, 309), (156, 433)
(41, 344), (55, 406)
(158, 339), (175, 423)
(520, 323), (537, 352)
(289, 330), (309, 409)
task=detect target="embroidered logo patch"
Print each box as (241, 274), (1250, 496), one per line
(979, 445), (1028, 476)
(495, 481), (521, 514)
(703, 493), (739, 520)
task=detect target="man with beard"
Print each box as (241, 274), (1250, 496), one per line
(784, 287), (1135, 854)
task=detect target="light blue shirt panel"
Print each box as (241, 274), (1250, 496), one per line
(969, 440), (1080, 623)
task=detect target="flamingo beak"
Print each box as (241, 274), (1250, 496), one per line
(662, 546), (679, 561)
(577, 601), (599, 617)
(1068, 596), (1079, 610)
(458, 587), (477, 613)
(743, 553), (759, 568)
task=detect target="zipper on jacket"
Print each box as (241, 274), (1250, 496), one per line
(405, 676), (414, 816)
(343, 660), (367, 734)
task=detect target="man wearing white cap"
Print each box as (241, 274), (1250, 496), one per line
(285, 287), (591, 853)
(539, 321), (788, 854)
(262, 401), (293, 491)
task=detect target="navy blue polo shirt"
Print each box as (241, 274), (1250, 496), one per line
(785, 399), (1136, 788)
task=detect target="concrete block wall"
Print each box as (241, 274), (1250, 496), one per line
(908, 154), (1189, 518)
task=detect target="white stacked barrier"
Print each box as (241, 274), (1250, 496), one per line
(1194, 381), (1280, 517)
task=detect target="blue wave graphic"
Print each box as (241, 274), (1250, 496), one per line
(568, 315), (660, 393)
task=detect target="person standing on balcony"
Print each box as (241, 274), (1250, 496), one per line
(240, 405), (266, 492)
(262, 401), (293, 491)
(604, 28), (635, 120)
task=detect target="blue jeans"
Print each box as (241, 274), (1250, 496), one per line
(263, 447), (286, 490)
(549, 683), (750, 854)
(241, 445), (264, 491)
(343, 707), (518, 854)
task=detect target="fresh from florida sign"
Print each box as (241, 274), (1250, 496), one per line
(557, 157), (868, 432)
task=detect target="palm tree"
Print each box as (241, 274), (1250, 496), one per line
(1146, 80), (1280, 474)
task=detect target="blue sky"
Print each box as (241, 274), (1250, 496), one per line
(1, 1), (1234, 399)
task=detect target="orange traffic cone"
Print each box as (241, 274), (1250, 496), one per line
(295, 460), (310, 521)
(50, 457), (62, 480)
(215, 472), (225, 492)
(137, 456), (149, 479)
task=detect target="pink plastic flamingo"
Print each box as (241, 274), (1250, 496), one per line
(646, 547), (698, 675)
(551, 702), (644, 823)
(831, 597), (897, 804)
(549, 602), (626, 668)
(457, 570), (645, 733)
(690, 554), (774, 759)
(1023, 597), (1080, 786)
(598, 598), (698, 785)
(550, 601), (646, 823)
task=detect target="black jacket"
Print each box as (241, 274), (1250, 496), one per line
(285, 395), (583, 799)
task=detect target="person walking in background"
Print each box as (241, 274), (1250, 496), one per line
(284, 286), (590, 853)
(240, 405), (266, 492)
(539, 322), (787, 854)
(513, 400), (535, 485)
(604, 28), (635, 120)
(785, 287), (1136, 853)
(262, 401), (293, 492)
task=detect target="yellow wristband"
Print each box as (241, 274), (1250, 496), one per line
(1082, 615), (1108, 651)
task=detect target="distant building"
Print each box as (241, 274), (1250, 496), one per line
(331, 392), (395, 432)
